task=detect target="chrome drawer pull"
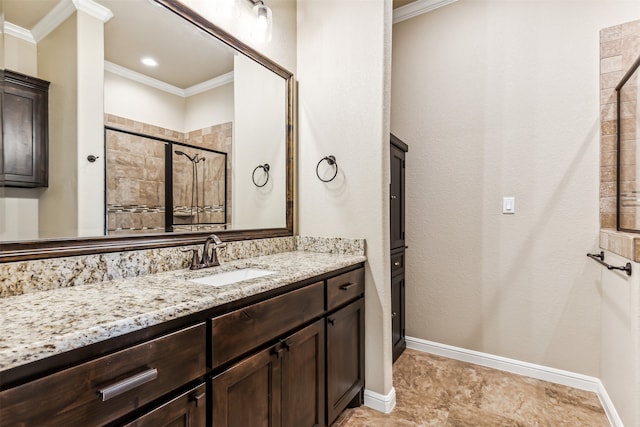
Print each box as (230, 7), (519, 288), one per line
(339, 282), (359, 291)
(98, 368), (158, 402)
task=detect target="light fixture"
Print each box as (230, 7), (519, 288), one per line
(249, 0), (272, 43)
(141, 57), (158, 67)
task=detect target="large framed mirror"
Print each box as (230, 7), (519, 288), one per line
(0, 0), (293, 262)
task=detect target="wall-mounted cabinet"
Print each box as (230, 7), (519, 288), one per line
(1, 70), (50, 188)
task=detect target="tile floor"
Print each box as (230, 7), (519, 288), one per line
(333, 348), (610, 427)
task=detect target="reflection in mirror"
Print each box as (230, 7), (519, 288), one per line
(616, 55), (640, 232)
(105, 127), (228, 235)
(0, 0), (288, 247)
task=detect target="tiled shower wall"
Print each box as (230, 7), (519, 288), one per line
(105, 115), (232, 232)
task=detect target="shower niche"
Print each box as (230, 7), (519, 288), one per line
(616, 56), (640, 233)
(105, 123), (229, 234)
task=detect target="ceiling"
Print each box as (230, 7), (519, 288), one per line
(4, 0), (236, 89)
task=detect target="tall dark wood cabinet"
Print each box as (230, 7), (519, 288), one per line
(1, 70), (50, 188)
(390, 134), (408, 363)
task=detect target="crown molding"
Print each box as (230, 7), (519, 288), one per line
(393, 0), (458, 24)
(31, 0), (113, 43)
(105, 61), (185, 97)
(105, 61), (234, 98)
(73, 0), (114, 23)
(184, 71), (234, 97)
(3, 22), (36, 44)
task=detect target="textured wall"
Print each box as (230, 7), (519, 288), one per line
(297, 0), (393, 399)
(392, 0), (640, 377)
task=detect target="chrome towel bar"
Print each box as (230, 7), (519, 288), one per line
(586, 251), (632, 276)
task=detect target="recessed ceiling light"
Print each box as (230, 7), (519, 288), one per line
(141, 57), (158, 67)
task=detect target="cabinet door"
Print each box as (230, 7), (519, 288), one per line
(390, 143), (405, 250)
(1, 71), (49, 187)
(326, 298), (365, 426)
(281, 319), (325, 427)
(212, 345), (282, 427)
(121, 383), (206, 427)
(392, 273), (406, 363)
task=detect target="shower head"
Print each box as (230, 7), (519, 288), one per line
(175, 150), (197, 162)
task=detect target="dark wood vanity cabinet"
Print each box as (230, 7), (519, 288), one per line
(211, 266), (365, 427)
(212, 319), (325, 427)
(326, 298), (365, 425)
(121, 383), (207, 427)
(390, 134), (408, 363)
(1, 70), (50, 188)
(0, 323), (207, 427)
(0, 264), (364, 427)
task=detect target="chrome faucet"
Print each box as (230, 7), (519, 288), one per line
(182, 234), (227, 270)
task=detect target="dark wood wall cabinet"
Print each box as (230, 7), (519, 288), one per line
(390, 134), (408, 363)
(1, 69), (50, 188)
(0, 264), (365, 427)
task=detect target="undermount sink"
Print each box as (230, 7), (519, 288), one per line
(188, 268), (275, 287)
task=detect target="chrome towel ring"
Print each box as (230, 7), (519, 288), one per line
(316, 155), (338, 182)
(252, 163), (270, 187)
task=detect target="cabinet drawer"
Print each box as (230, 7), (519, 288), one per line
(0, 323), (206, 427)
(212, 281), (325, 368)
(327, 268), (365, 311)
(391, 251), (404, 276)
(121, 383), (206, 427)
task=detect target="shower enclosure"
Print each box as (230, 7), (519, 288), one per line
(105, 127), (227, 234)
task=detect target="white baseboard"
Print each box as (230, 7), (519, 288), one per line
(363, 387), (396, 414)
(406, 336), (622, 427)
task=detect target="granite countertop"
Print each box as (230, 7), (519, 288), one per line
(0, 251), (366, 372)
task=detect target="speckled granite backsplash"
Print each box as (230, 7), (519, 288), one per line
(0, 236), (365, 297)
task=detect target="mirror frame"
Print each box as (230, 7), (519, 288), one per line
(0, 0), (294, 263)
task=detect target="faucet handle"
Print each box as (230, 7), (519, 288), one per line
(181, 248), (200, 270)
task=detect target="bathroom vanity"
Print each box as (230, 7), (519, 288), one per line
(0, 252), (365, 427)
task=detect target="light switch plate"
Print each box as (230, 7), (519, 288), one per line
(503, 197), (515, 214)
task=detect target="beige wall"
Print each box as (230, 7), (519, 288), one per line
(232, 54), (286, 230)
(297, 0), (393, 399)
(104, 71), (186, 133)
(0, 190), (39, 241)
(37, 16), (79, 238)
(4, 34), (37, 75)
(76, 11), (105, 237)
(184, 82), (234, 132)
(599, 250), (639, 426)
(391, 0), (640, 378)
(0, 34), (40, 240)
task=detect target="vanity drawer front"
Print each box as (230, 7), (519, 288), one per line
(0, 323), (206, 427)
(327, 268), (365, 311)
(212, 281), (325, 368)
